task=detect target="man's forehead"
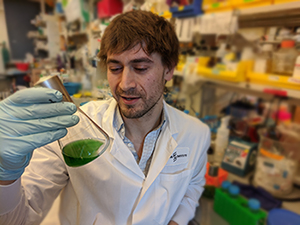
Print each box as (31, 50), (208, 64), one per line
(107, 46), (161, 63)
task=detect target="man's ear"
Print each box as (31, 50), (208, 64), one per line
(164, 67), (175, 81)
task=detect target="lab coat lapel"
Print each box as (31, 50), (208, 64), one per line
(138, 103), (179, 200)
(110, 130), (145, 179)
(99, 99), (145, 179)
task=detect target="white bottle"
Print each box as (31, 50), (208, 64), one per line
(216, 43), (227, 63)
(293, 55), (300, 79)
(0, 45), (5, 74)
(241, 47), (254, 61)
(214, 116), (231, 165)
(254, 44), (273, 74)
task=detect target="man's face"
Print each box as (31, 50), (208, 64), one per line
(107, 45), (173, 119)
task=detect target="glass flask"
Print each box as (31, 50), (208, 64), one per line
(35, 75), (110, 167)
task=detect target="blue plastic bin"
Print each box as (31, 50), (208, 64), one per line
(267, 209), (300, 225)
(63, 82), (81, 96)
(170, 0), (203, 18)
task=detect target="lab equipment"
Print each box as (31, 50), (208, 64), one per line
(214, 185), (267, 225)
(205, 163), (228, 187)
(0, 88), (78, 180)
(35, 75), (110, 167)
(253, 128), (300, 197)
(221, 139), (257, 177)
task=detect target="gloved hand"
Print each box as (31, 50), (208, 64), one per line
(0, 87), (79, 181)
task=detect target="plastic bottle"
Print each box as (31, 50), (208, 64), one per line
(1, 41), (10, 66)
(0, 44), (5, 74)
(272, 40), (299, 76)
(228, 185), (240, 199)
(221, 180), (231, 193)
(292, 55), (300, 79)
(216, 43), (227, 63)
(248, 198), (261, 213)
(254, 44), (273, 74)
(241, 47), (254, 61)
(214, 116), (230, 165)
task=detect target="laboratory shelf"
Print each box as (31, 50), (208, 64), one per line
(238, 1), (300, 28)
(248, 72), (300, 90)
(197, 76), (300, 106)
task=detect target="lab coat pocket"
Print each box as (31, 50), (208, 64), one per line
(155, 169), (192, 225)
(161, 147), (189, 174)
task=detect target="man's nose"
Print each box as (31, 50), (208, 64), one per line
(119, 67), (136, 91)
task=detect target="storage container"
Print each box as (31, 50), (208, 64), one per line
(169, 0), (203, 18)
(214, 188), (267, 225)
(253, 128), (300, 197)
(230, 0), (272, 9)
(273, 0), (300, 4)
(15, 62), (29, 71)
(272, 40), (299, 76)
(202, 0), (232, 13)
(63, 82), (81, 95)
(97, 0), (123, 19)
(197, 56), (253, 82)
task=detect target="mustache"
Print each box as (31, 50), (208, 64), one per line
(116, 88), (141, 96)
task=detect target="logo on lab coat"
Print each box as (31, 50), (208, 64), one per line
(170, 151), (187, 162)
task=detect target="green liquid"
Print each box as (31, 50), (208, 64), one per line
(62, 139), (104, 167)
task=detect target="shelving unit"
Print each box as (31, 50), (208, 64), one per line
(238, 1), (300, 28)
(197, 77), (300, 105)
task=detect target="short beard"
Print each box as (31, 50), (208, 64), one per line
(116, 69), (166, 119)
(121, 94), (162, 119)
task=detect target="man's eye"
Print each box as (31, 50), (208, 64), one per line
(134, 68), (147, 72)
(109, 67), (121, 72)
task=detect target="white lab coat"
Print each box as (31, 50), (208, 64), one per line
(0, 99), (210, 225)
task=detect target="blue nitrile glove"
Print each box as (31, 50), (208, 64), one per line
(0, 87), (79, 181)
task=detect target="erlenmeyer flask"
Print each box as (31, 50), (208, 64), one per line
(35, 75), (110, 167)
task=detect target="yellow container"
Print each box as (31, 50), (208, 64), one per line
(273, 0), (300, 4)
(247, 61), (300, 90)
(247, 72), (300, 90)
(202, 0), (233, 12)
(230, 0), (272, 9)
(197, 57), (253, 82)
(159, 10), (172, 19)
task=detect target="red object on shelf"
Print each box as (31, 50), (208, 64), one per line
(15, 62), (29, 71)
(263, 88), (287, 96)
(97, 0), (123, 19)
(205, 163), (228, 187)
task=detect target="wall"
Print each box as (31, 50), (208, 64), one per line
(4, 0), (40, 60)
(0, 0), (10, 51)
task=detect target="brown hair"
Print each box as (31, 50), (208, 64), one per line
(98, 10), (179, 70)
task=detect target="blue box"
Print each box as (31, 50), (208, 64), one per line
(170, 0), (203, 18)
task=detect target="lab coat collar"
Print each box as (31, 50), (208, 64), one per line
(100, 98), (180, 184)
(163, 100), (179, 136)
(101, 99), (179, 139)
(101, 98), (118, 139)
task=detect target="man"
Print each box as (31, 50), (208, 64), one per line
(0, 10), (210, 225)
